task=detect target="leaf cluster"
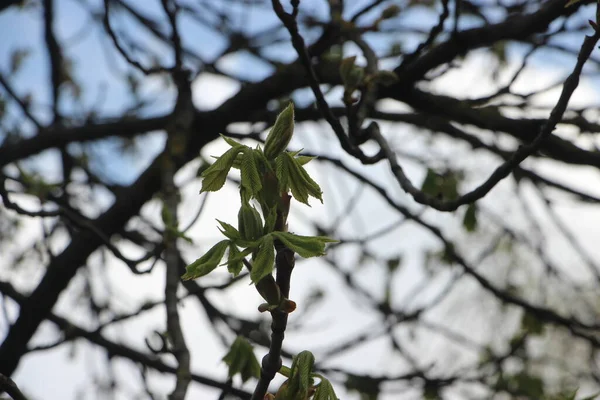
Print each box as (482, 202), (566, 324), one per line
(182, 103), (335, 284)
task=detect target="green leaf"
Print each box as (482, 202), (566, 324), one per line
(420, 169), (460, 200)
(263, 206), (278, 235)
(238, 201), (264, 241)
(275, 153), (290, 193)
(217, 220), (241, 241)
(295, 155), (316, 165)
(277, 152), (323, 205)
(421, 168), (440, 197)
(222, 337), (260, 383)
(314, 379), (338, 400)
(182, 240), (229, 280)
(223, 246), (253, 268)
(264, 103), (295, 160)
(520, 311), (545, 336)
(240, 148), (263, 197)
(251, 235), (275, 283)
(200, 146), (244, 193)
(271, 231), (337, 258)
(463, 203), (477, 232)
(289, 351), (315, 396)
(219, 133), (242, 148)
(227, 243), (244, 276)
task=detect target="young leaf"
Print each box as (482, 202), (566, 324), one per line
(421, 168), (440, 197)
(251, 235), (275, 283)
(227, 242), (244, 276)
(295, 155), (316, 165)
(263, 206), (278, 235)
(314, 379), (338, 400)
(288, 351), (315, 397)
(520, 311), (545, 336)
(238, 201), (264, 241)
(219, 133), (242, 148)
(463, 203), (477, 232)
(290, 154), (323, 203)
(271, 232), (337, 258)
(182, 240), (229, 280)
(264, 103), (295, 160)
(217, 219), (241, 241)
(275, 153), (290, 193)
(276, 152), (323, 205)
(200, 146), (243, 193)
(222, 337), (260, 383)
(240, 148), (263, 197)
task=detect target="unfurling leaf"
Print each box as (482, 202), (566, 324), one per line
(182, 240), (229, 280)
(295, 155), (317, 165)
(264, 103), (295, 160)
(217, 219), (241, 241)
(251, 235), (275, 283)
(240, 148), (263, 196)
(227, 242), (244, 276)
(222, 336), (260, 383)
(276, 152), (323, 205)
(219, 133), (242, 148)
(314, 379), (338, 400)
(200, 146), (244, 193)
(238, 200), (264, 241)
(271, 231), (337, 258)
(288, 351), (315, 398)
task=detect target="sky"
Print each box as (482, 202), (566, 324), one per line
(2, 1), (600, 399)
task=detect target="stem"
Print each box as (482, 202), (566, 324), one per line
(251, 197), (296, 400)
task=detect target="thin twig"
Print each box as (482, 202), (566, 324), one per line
(374, 30), (600, 211)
